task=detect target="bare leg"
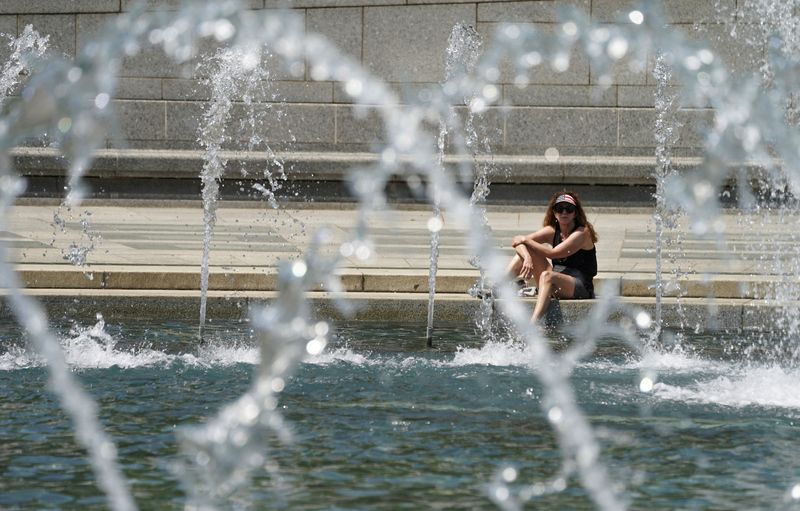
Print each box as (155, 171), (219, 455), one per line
(505, 254), (524, 280)
(531, 271), (577, 322)
(507, 246), (552, 283)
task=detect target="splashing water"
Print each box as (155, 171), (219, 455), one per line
(651, 51), (685, 338)
(197, 45), (287, 339)
(427, 23), (485, 344)
(6, 1), (800, 509)
(0, 25), (49, 107)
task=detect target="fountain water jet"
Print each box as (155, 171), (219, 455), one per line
(0, 26), (49, 107)
(197, 45), (286, 340)
(427, 22), (485, 344)
(7, 1), (800, 508)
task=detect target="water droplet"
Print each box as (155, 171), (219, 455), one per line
(635, 311), (651, 329)
(94, 93), (110, 109)
(503, 25), (520, 40)
(493, 486), (510, 501)
(482, 84), (499, 102)
(271, 377), (285, 393)
(310, 64), (329, 81)
(469, 97), (487, 113)
(591, 27), (610, 42)
(381, 148), (397, 165)
(483, 66), (500, 82)
(213, 20), (235, 41)
(67, 67), (82, 83)
(501, 466), (518, 482)
(291, 260), (307, 277)
(685, 55), (702, 71)
(314, 321), (330, 337)
(522, 52), (542, 68)
(57, 117), (72, 133)
(427, 215), (443, 233)
(607, 37), (628, 59)
(547, 406), (563, 424)
(639, 376), (654, 392)
(345, 79), (363, 97)
(306, 337), (326, 355)
(552, 53), (570, 72)
(791, 483), (800, 499)
(562, 21), (578, 37)
(355, 244), (371, 260)
(340, 242), (354, 257)
(698, 49), (714, 65)
(629, 10), (644, 24)
(241, 51), (260, 70)
(195, 451), (210, 466)
(544, 147), (560, 162)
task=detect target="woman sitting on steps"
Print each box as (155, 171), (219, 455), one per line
(506, 191), (598, 323)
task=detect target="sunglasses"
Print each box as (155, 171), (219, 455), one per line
(554, 204), (576, 214)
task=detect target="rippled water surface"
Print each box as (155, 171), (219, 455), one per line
(1, 318), (799, 509)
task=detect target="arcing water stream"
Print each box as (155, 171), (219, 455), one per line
(4, 2), (800, 509)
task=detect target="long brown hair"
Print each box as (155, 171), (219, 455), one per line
(542, 190), (598, 243)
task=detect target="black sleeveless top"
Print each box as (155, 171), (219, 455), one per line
(552, 224), (597, 279)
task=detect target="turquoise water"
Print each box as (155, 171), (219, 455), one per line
(1, 319), (799, 510)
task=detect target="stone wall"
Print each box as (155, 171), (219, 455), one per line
(0, 1), (761, 187)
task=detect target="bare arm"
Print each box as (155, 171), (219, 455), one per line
(512, 226), (553, 248)
(524, 227), (590, 259)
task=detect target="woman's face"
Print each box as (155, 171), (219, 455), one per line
(553, 202), (576, 221)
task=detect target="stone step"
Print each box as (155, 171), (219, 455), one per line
(3, 289), (789, 333)
(14, 265), (787, 299)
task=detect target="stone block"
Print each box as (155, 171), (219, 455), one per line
(165, 75), (328, 103)
(0, 16), (17, 65)
(504, 106), (618, 148)
(208, 271), (277, 291)
(104, 270), (196, 289)
(478, 0), (589, 23)
(272, 81), (334, 103)
(162, 78), (210, 101)
(505, 84), (616, 107)
(78, 14), (189, 79)
(192, 31), (299, 82)
(618, 85), (711, 108)
(617, 85), (653, 107)
(590, 48), (647, 86)
(618, 108), (713, 148)
(477, 22), (590, 85)
(116, 77), (162, 99)
(333, 81), (436, 104)
(264, 0), (395, 7)
(270, 104), (336, 145)
(19, 268), (104, 289)
(364, 4), (476, 83)
(121, 0), (262, 10)
(166, 100), (335, 146)
(591, 0), (733, 24)
(165, 100), (208, 141)
(20, 14), (76, 57)
(335, 104), (386, 145)
(0, 1), (120, 14)
(113, 99), (166, 141)
(307, 7), (362, 62)
(451, 105), (505, 149)
(0, 15), (16, 36)
(557, 156), (653, 184)
(689, 22), (764, 78)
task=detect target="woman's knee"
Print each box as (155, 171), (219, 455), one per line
(539, 270), (554, 285)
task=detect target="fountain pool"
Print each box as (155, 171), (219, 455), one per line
(2, 318), (799, 510)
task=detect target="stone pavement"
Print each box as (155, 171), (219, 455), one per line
(1, 200), (793, 330)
